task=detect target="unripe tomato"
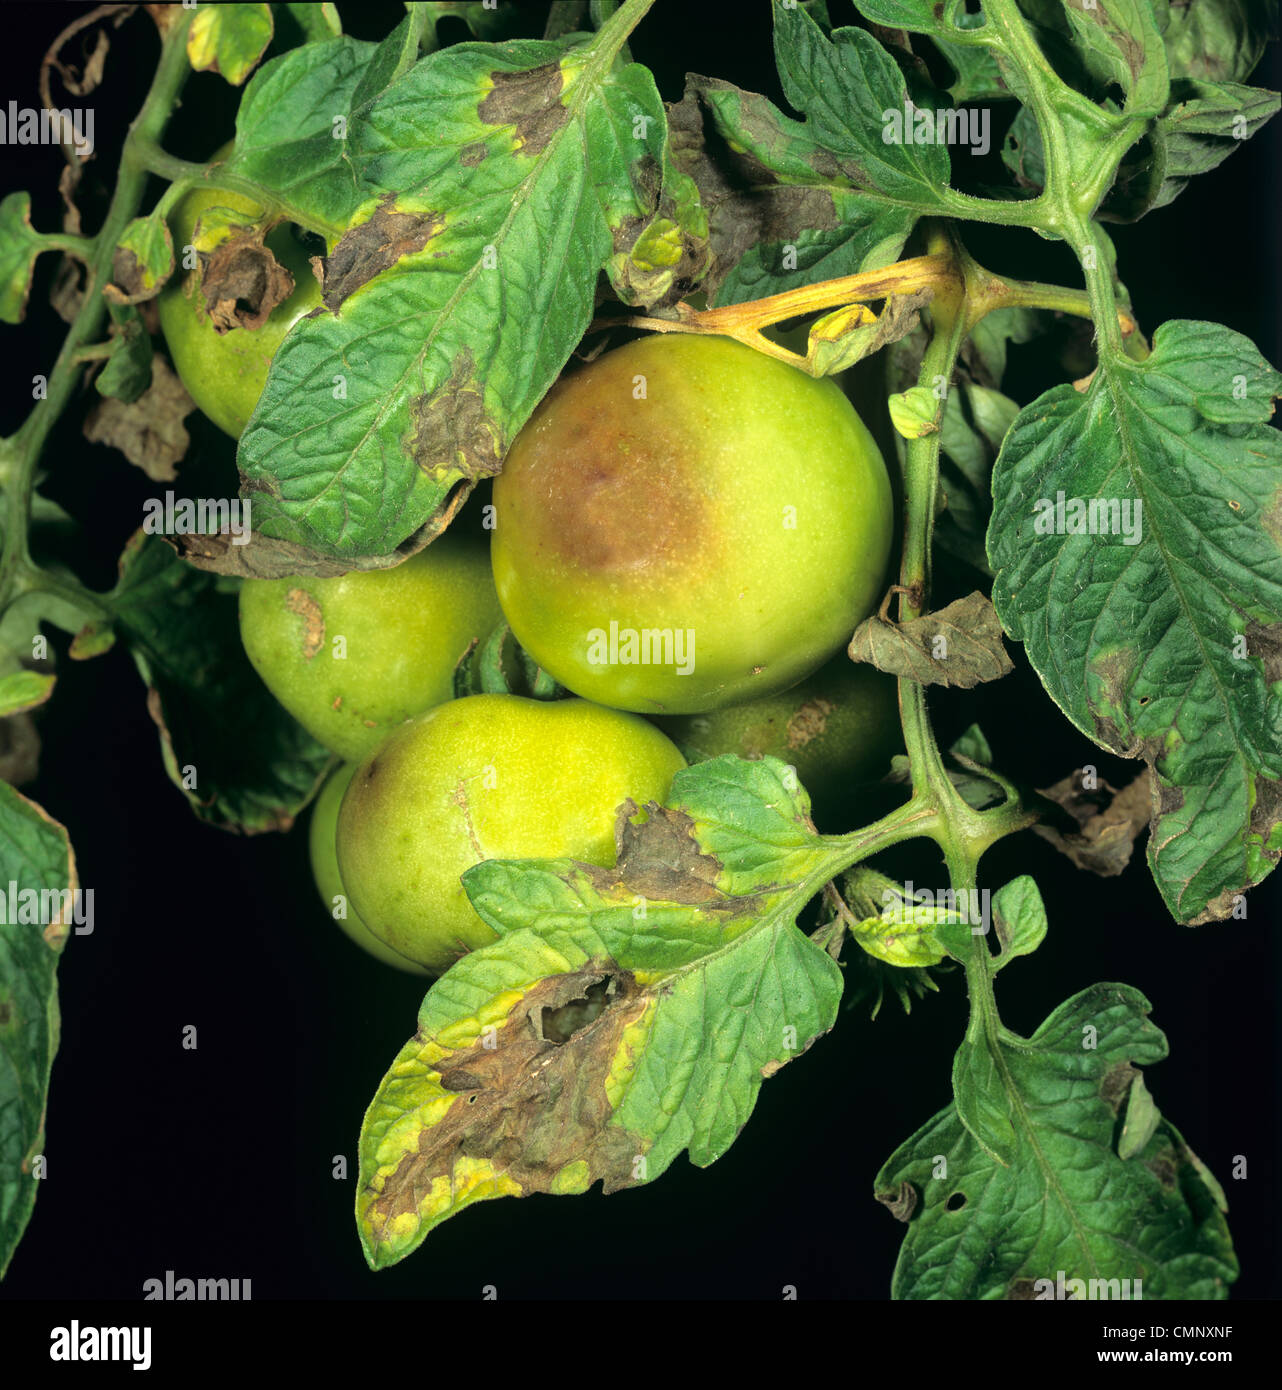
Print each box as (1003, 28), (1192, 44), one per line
(490, 334), (893, 714)
(239, 531), (503, 763)
(157, 143), (322, 438)
(336, 693), (686, 973)
(308, 763), (428, 975)
(655, 656), (899, 823)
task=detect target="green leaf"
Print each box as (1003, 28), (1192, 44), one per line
(1158, 0), (1277, 83)
(452, 623), (568, 700)
(1016, 1), (1280, 220)
(356, 755), (844, 1268)
(1057, 0), (1169, 116)
(771, 0), (949, 199)
(668, 77), (910, 306)
(423, 0), (525, 43)
(227, 30), (399, 233)
(0, 670), (56, 718)
(670, 2), (951, 306)
(187, 2), (275, 86)
(849, 3), (1011, 102)
(877, 983), (1237, 1299)
(95, 300), (153, 404)
(991, 874), (1047, 968)
(951, 1025), (1017, 1164)
(278, 1), (341, 43)
(1149, 79), (1280, 210)
(1118, 1068), (1161, 1160)
(889, 385), (942, 438)
(850, 0), (951, 26)
(0, 783), (76, 1279)
(107, 215), (174, 306)
(607, 141), (710, 310)
(0, 193), (48, 325)
(989, 321), (1282, 924)
(239, 22), (673, 563)
(108, 531), (332, 832)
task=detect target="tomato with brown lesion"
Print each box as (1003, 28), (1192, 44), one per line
(491, 334), (894, 715)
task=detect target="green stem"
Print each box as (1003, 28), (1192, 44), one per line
(935, 186), (1049, 229)
(589, 0), (650, 67)
(128, 140), (340, 241)
(0, 8), (194, 609)
(883, 226), (1042, 877)
(1077, 221), (1127, 361)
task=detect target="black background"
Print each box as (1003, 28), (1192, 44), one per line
(0, 0), (1278, 1304)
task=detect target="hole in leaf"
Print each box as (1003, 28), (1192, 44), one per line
(946, 1191), (967, 1211)
(540, 978), (612, 1045)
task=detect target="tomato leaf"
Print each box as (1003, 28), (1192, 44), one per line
(876, 984), (1237, 1299)
(851, 591), (1014, 689)
(187, 2), (275, 87)
(95, 300), (154, 404)
(990, 874), (1047, 969)
(356, 755), (845, 1269)
(669, 2), (949, 307)
(277, 2), (342, 44)
(236, 22), (678, 564)
(225, 34), (383, 233)
(1158, 0), (1278, 83)
(0, 193), (50, 325)
(0, 671), (56, 718)
(0, 783), (77, 1279)
(108, 532), (332, 832)
(988, 320), (1282, 924)
(105, 216), (174, 306)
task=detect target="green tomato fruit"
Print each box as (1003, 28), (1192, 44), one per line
(336, 693), (686, 973)
(308, 763), (428, 975)
(491, 334), (893, 715)
(239, 531), (503, 763)
(157, 144), (322, 438)
(654, 656), (899, 823)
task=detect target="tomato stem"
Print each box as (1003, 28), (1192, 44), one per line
(0, 6), (194, 617)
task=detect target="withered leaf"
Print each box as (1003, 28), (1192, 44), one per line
(807, 287), (933, 377)
(849, 591), (1015, 688)
(83, 355), (193, 481)
(1034, 768), (1153, 876)
(175, 482), (473, 578)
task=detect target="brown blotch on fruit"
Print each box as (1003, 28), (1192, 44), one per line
(285, 587), (324, 660)
(200, 232), (296, 333)
(506, 396), (709, 579)
(786, 697), (833, 750)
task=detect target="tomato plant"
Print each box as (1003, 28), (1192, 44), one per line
(0, 0), (1279, 1322)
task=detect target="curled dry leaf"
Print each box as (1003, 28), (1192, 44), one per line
(848, 590), (1015, 688)
(83, 355), (193, 481)
(1034, 767), (1153, 876)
